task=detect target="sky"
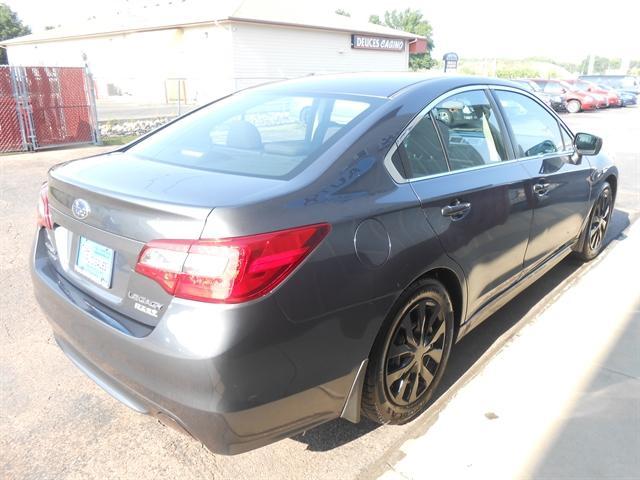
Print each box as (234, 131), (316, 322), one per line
(5, 0), (638, 62)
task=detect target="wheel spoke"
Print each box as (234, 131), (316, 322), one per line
(413, 301), (427, 345)
(590, 225), (600, 249)
(400, 313), (418, 349)
(408, 372), (420, 402)
(424, 302), (441, 343)
(425, 346), (443, 364)
(387, 360), (415, 384)
(419, 366), (434, 386)
(388, 341), (414, 360)
(429, 320), (446, 345)
(397, 376), (412, 402)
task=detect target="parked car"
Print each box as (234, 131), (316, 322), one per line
(565, 79), (621, 107)
(530, 79), (598, 113)
(512, 79), (565, 110)
(579, 74), (640, 96)
(597, 83), (637, 107)
(32, 74), (617, 455)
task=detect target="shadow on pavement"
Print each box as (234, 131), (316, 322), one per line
(528, 297), (640, 479)
(292, 208), (630, 452)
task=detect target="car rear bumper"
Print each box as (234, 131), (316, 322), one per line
(31, 228), (360, 454)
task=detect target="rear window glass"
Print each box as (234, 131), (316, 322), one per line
(128, 92), (380, 179)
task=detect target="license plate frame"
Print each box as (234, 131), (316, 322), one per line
(74, 236), (115, 289)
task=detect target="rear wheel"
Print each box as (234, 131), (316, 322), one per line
(574, 182), (613, 261)
(362, 278), (454, 424)
(567, 99), (582, 113)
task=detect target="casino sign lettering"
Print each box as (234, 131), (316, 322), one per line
(351, 35), (406, 51)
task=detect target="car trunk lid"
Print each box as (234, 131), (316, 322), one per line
(44, 150), (287, 328)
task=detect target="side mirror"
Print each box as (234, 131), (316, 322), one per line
(574, 132), (603, 156)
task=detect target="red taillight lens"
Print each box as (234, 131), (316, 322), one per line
(135, 223), (330, 303)
(37, 182), (53, 229)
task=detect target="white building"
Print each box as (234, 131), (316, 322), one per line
(1, 0), (426, 104)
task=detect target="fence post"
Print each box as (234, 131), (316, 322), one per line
(85, 67), (102, 145)
(177, 79), (182, 116)
(7, 66), (29, 152)
(15, 66), (37, 150)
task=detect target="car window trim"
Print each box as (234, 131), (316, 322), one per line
(484, 87), (517, 160)
(384, 84), (524, 184)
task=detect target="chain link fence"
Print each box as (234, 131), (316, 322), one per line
(0, 66), (100, 153)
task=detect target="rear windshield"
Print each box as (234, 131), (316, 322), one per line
(127, 91), (382, 179)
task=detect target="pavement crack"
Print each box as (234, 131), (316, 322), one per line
(600, 365), (640, 381)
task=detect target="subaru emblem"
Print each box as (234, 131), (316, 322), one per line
(71, 198), (91, 220)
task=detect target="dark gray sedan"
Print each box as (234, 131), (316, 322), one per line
(31, 74), (617, 454)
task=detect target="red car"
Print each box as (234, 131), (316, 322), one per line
(566, 79), (622, 108)
(530, 79), (598, 113)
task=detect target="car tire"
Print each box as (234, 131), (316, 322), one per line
(573, 182), (613, 262)
(567, 99), (582, 114)
(361, 278), (454, 425)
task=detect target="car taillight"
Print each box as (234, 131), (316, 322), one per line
(37, 182), (53, 229)
(135, 223), (330, 303)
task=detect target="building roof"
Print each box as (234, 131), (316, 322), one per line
(1, 0), (424, 46)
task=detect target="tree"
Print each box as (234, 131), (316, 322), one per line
(579, 56), (623, 75)
(335, 9), (351, 17)
(369, 9), (435, 71)
(0, 3), (30, 64)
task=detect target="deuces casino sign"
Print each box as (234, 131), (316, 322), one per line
(351, 35), (406, 51)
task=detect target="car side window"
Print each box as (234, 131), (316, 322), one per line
(431, 90), (508, 171)
(495, 90), (564, 157)
(397, 113), (449, 178)
(543, 82), (562, 94)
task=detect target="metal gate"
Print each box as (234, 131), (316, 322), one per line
(0, 66), (100, 153)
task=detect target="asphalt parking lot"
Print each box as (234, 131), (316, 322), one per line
(1, 106), (639, 480)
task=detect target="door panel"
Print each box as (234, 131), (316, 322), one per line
(520, 156), (591, 267)
(412, 164), (532, 314)
(399, 88), (533, 317)
(492, 89), (592, 268)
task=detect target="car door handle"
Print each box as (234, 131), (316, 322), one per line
(441, 200), (471, 220)
(533, 182), (550, 197)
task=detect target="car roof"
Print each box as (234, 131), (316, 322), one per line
(253, 72), (513, 99)
(580, 74), (629, 79)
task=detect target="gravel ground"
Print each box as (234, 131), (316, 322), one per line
(1, 107), (638, 480)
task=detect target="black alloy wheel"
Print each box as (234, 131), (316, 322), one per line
(574, 182), (613, 262)
(385, 298), (446, 406)
(588, 186), (611, 252)
(362, 278), (454, 424)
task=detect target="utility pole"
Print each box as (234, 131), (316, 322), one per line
(587, 54), (596, 75)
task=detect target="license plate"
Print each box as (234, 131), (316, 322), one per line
(75, 237), (115, 288)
